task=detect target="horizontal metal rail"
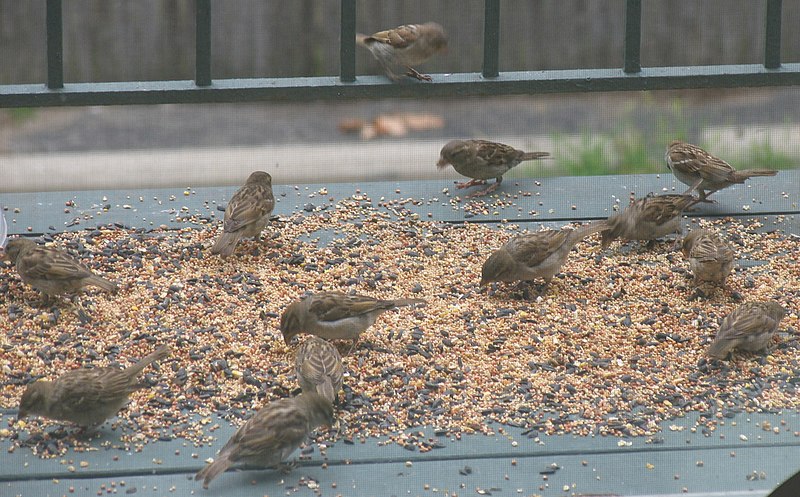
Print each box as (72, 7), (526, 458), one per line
(0, 0), (794, 108)
(2, 64), (799, 108)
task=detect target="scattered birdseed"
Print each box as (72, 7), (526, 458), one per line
(0, 197), (797, 458)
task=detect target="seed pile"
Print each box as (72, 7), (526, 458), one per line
(0, 192), (798, 458)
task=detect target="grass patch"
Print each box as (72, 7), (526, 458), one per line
(737, 141), (797, 171)
(7, 107), (36, 123)
(552, 133), (609, 176)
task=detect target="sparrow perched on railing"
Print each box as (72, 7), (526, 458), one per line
(437, 139), (550, 197)
(194, 392), (334, 489)
(3, 237), (117, 305)
(295, 336), (344, 403)
(681, 229), (735, 287)
(357, 22), (448, 81)
(480, 222), (608, 290)
(601, 194), (700, 250)
(211, 171), (275, 258)
(18, 344), (170, 429)
(665, 141), (778, 201)
(707, 301), (786, 360)
(281, 292), (425, 352)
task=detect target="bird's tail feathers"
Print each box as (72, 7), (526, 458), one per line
(355, 33), (370, 46)
(568, 221), (611, 248)
(210, 232), (240, 257)
(87, 275), (118, 293)
(576, 220), (611, 237)
(318, 380), (337, 404)
(732, 169), (779, 182)
(520, 151), (550, 161)
(195, 456), (232, 489)
(125, 344), (171, 377)
(390, 298), (427, 308)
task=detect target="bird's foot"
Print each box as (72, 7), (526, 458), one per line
(467, 182), (500, 198)
(406, 67), (432, 81)
(455, 179), (486, 189)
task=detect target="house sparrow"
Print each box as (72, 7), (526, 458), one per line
(356, 22), (448, 81)
(681, 229), (735, 287)
(601, 194), (700, 250)
(281, 292), (426, 351)
(18, 344), (171, 428)
(211, 171), (275, 258)
(707, 301), (786, 359)
(437, 139), (550, 197)
(3, 237), (118, 305)
(295, 337), (344, 403)
(480, 222), (609, 289)
(665, 141), (778, 201)
(194, 392), (334, 489)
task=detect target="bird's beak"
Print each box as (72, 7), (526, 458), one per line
(436, 157), (449, 169)
(16, 411), (27, 422)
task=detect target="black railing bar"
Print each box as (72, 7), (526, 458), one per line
(765, 0), (782, 69)
(340, 0), (357, 82)
(3, 64), (800, 108)
(195, 0), (212, 86)
(45, 0), (64, 89)
(623, 0), (642, 73)
(482, 0), (501, 78)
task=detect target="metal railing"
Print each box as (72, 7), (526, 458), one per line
(1, 0), (797, 108)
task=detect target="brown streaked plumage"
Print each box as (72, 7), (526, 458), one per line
(681, 229), (736, 287)
(18, 344), (171, 428)
(601, 194), (700, 250)
(295, 337), (344, 403)
(665, 141), (778, 201)
(356, 22), (448, 81)
(480, 222), (609, 290)
(194, 392), (334, 489)
(3, 237), (117, 305)
(211, 171), (275, 258)
(281, 292), (426, 350)
(707, 301), (786, 360)
(437, 139), (550, 197)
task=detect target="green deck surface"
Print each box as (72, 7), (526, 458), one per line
(1, 172), (798, 496)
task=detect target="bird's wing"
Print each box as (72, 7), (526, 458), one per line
(507, 231), (570, 268)
(367, 24), (418, 48)
(718, 309), (779, 341)
(223, 184), (275, 233)
(18, 247), (94, 281)
(310, 293), (393, 322)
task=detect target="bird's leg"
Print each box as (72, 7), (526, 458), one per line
(67, 296), (92, 324)
(33, 292), (52, 308)
(469, 178), (502, 198)
(405, 66), (432, 81)
(277, 460), (297, 474)
(669, 235), (683, 251)
(682, 178), (703, 197)
(701, 188), (722, 203)
(455, 178), (486, 189)
(74, 424), (101, 440)
(345, 338), (359, 356)
(535, 278), (552, 296)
